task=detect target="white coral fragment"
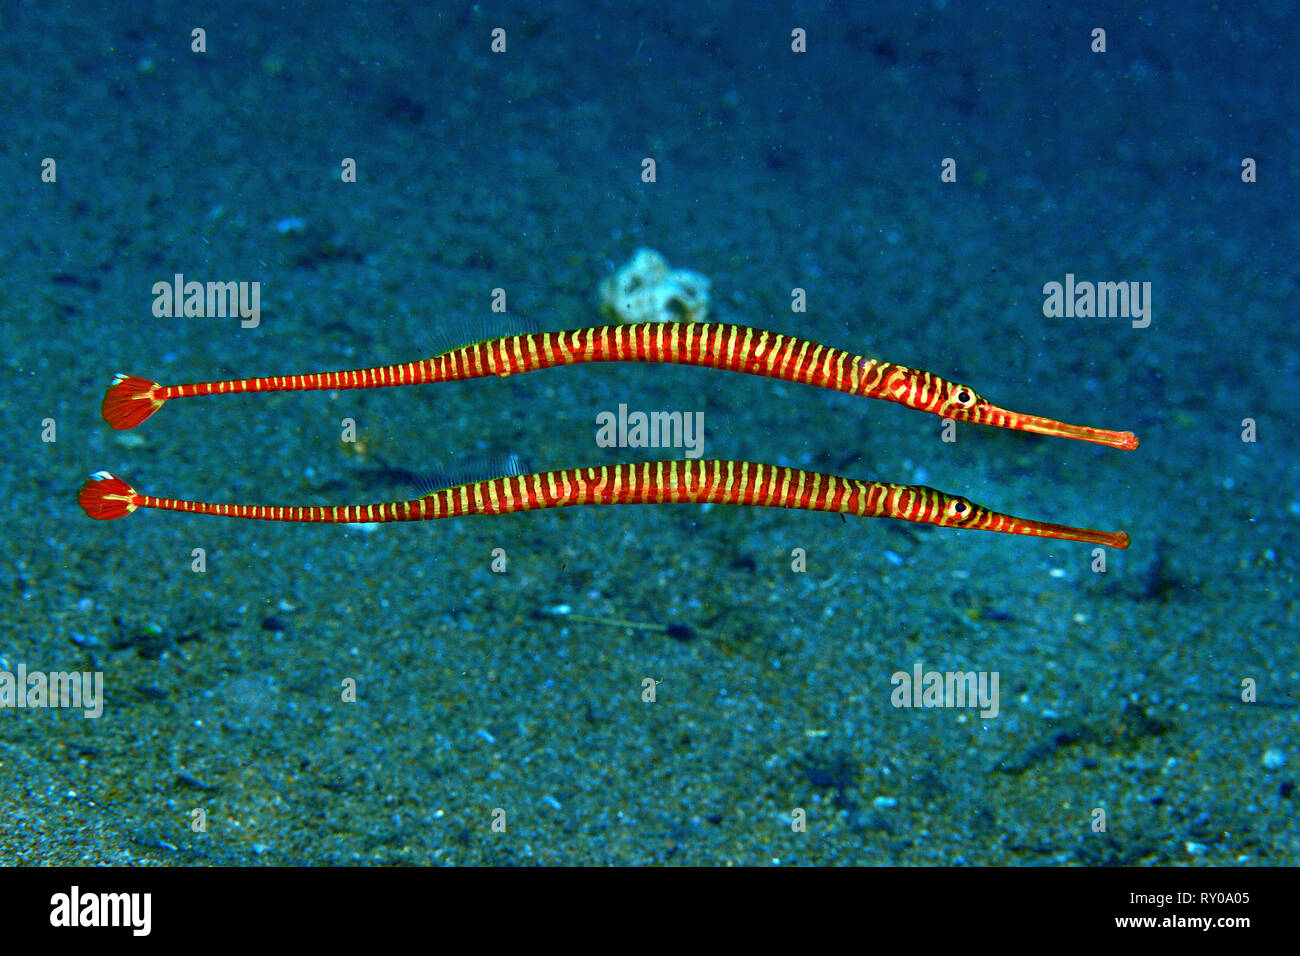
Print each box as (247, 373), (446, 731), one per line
(598, 248), (711, 324)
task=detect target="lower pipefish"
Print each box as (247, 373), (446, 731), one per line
(77, 460), (1129, 549)
(101, 321), (1138, 450)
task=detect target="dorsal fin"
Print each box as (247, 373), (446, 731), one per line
(409, 452), (528, 496)
(422, 315), (542, 357)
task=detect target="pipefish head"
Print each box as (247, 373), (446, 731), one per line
(925, 486), (1130, 549)
(939, 379), (1139, 451)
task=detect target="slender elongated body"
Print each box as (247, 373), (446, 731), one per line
(77, 460), (1129, 548)
(101, 322), (1138, 450)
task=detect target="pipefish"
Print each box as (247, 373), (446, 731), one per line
(76, 460), (1129, 549)
(101, 321), (1138, 450)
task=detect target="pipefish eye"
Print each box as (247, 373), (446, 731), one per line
(951, 384), (978, 407)
(946, 498), (977, 522)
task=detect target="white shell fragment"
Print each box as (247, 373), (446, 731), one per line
(598, 248), (711, 324)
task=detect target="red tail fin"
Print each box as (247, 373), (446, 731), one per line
(77, 471), (139, 520)
(101, 374), (164, 429)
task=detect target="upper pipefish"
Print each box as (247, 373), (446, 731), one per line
(100, 321), (1138, 450)
(76, 460), (1129, 549)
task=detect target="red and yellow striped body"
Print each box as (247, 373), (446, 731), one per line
(101, 322), (1137, 450)
(77, 462), (1129, 548)
(133, 323), (918, 403)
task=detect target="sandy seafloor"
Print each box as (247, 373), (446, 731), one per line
(1, 0), (1296, 866)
